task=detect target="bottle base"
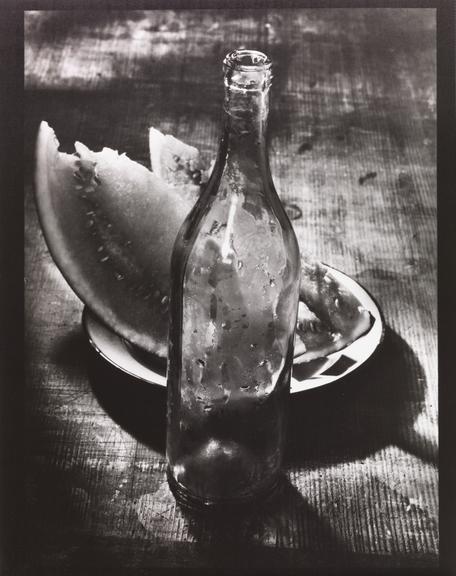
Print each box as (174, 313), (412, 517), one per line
(166, 466), (281, 513)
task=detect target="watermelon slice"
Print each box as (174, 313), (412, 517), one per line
(35, 121), (198, 356)
(34, 122), (372, 361)
(149, 127), (210, 191)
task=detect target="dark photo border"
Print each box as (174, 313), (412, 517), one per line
(2, 1), (454, 574)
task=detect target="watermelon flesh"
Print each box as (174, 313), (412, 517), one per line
(35, 121), (199, 356)
(35, 121), (371, 361)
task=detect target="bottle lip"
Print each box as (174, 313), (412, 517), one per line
(223, 49), (272, 71)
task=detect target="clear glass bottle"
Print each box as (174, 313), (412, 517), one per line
(166, 49), (301, 509)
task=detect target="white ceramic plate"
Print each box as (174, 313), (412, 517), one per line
(83, 267), (384, 393)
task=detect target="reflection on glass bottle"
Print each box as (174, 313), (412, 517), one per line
(166, 49), (301, 509)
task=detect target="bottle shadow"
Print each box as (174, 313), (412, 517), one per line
(173, 475), (351, 570)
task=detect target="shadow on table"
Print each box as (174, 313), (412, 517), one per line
(288, 326), (436, 466)
(83, 325), (435, 466)
(174, 475), (351, 571)
(86, 346), (167, 453)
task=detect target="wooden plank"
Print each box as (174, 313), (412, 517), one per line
(24, 8), (437, 573)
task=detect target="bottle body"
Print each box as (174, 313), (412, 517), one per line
(166, 50), (300, 507)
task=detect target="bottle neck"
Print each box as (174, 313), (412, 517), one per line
(219, 50), (272, 171)
(221, 88), (269, 170)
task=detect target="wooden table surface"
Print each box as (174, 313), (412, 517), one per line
(24, 9), (438, 575)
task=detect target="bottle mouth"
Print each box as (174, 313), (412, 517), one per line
(223, 49), (272, 91)
(224, 49), (272, 71)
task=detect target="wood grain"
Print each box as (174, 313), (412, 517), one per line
(24, 9), (437, 574)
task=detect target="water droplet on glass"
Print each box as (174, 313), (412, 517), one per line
(210, 293), (217, 320)
(237, 260), (243, 270)
(269, 278), (276, 287)
(221, 361), (229, 385)
(250, 343), (257, 349)
(115, 272), (124, 281)
(240, 385), (250, 391)
(203, 405), (213, 412)
(221, 320), (231, 330)
(209, 220), (220, 235)
(100, 255), (109, 263)
(258, 359), (266, 367)
(196, 358), (206, 367)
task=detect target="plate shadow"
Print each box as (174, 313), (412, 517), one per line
(287, 326), (434, 465)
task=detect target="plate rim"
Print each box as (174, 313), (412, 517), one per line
(290, 265), (385, 392)
(82, 265), (384, 393)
